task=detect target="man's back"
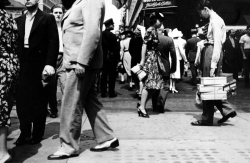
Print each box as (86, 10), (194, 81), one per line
(186, 37), (201, 61)
(158, 34), (176, 76)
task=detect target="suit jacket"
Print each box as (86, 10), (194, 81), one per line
(102, 29), (119, 62)
(186, 37), (201, 62)
(223, 37), (237, 65)
(157, 34), (177, 77)
(62, 0), (105, 69)
(15, 9), (59, 80)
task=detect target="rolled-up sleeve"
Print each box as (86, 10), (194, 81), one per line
(211, 22), (223, 69)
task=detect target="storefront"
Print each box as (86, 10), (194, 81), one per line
(142, 0), (177, 29)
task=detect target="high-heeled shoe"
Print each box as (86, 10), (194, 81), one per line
(172, 89), (178, 93)
(138, 108), (149, 118)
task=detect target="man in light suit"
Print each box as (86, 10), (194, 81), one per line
(152, 29), (177, 113)
(48, 0), (119, 160)
(15, 0), (59, 146)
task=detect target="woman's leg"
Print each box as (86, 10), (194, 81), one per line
(0, 126), (10, 162)
(138, 89), (156, 114)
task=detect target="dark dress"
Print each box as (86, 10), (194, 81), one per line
(0, 9), (19, 127)
(143, 27), (163, 89)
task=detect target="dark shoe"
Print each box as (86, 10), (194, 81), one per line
(109, 94), (117, 98)
(14, 137), (30, 146)
(49, 113), (58, 118)
(158, 105), (165, 113)
(218, 111), (237, 124)
(138, 108), (149, 118)
(90, 138), (119, 152)
(48, 153), (79, 160)
(101, 94), (108, 98)
(119, 81), (125, 84)
(30, 138), (43, 145)
(191, 120), (213, 126)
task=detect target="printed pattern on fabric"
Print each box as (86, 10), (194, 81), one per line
(143, 27), (163, 90)
(0, 9), (19, 127)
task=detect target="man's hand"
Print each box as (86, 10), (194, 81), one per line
(243, 55), (247, 60)
(210, 68), (215, 77)
(74, 63), (86, 78)
(43, 65), (55, 76)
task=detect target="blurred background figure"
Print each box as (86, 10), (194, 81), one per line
(120, 30), (133, 90)
(129, 26), (143, 99)
(101, 18), (120, 98)
(222, 29), (238, 81)
(47, 4), (66, 118)
(169, 29), (188, 93)
(0, 0), (19, 162)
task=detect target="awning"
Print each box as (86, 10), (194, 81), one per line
(5, 0), (25, 9)
(127, 0), (143, 27)
(112, 0), (128, 9)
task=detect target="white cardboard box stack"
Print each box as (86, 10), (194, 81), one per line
(197, 73), (237, 100)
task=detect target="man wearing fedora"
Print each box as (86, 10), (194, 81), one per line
(48, 0), (119, 160)
(100, 18), (120, 98)
(15, 0), (59, 145)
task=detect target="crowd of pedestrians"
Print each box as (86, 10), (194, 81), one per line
(0, 0), (249, 162)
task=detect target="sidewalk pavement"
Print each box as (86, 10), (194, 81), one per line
(7, 76), (250, 163)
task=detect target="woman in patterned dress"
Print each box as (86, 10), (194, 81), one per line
(137, 12), (165, 118)
(0, 1), (19, 162)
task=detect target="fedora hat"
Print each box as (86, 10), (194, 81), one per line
(121, 30), (134, 36)
(0, 0), (11, 6)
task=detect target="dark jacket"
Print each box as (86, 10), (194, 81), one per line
(157, 34), (177, 77)
(102, 29), (119, 62)
(129, 36), (143, 67)
(15, 9), (59, 80)
(223, 37), (237, 67)
(186, 37), (201, 62)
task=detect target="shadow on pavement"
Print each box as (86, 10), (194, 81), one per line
(10, 144), (42, 163)
(43, 122), (60, 139)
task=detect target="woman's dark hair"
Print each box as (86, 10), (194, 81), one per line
(61, 0), (76, 10)
(51, 4), (65, 13)
(149, 12), (164, 26)
(196, 0), (213, 11)
(0, 0), (10, 9)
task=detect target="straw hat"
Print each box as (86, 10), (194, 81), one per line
(168, 28), (183, 38)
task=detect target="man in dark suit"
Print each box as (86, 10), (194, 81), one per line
(152, 30), (177, 113)
(15, 0), (59, 145)
(186, 32), (201, 85)
(223, 30), (238, 80)
(100, 18), (120, 98)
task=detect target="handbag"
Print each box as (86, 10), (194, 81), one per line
(131, 64), (147, 81)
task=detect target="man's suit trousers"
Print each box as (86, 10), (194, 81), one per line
(59, 69), (115, 154)
(201, 45), (235, 125)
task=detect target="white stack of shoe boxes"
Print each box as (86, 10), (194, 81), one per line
(197, 74), (237, 100)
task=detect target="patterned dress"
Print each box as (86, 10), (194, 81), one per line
(0, 9), (19, 127)
(143, 27), (163, 89)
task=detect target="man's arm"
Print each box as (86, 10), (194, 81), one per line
(169, 39), (176, 73)
(211, 22), (223, 69)
(77, 0), (103, 66)
(240, 43), (247, 59)
(44, 14), (59, 75)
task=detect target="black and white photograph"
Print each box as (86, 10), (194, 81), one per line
(0, 0), (250, 162)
